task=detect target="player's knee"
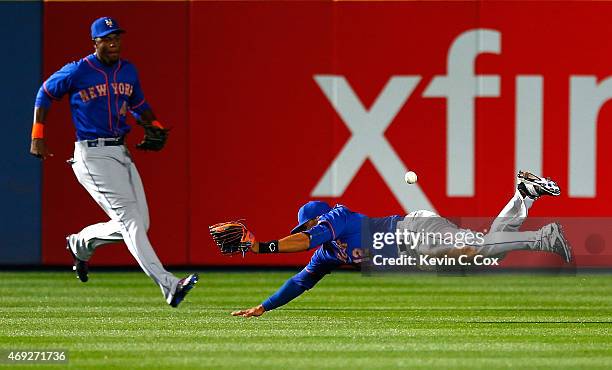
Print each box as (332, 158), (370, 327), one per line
(114, 206), (147, 230)
(420, 244), (477, 259)
(446, 246), (477, 259)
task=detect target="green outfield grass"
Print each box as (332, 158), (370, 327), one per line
(1, 271), (612, 369)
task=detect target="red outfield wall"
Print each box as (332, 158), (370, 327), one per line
(42, 2), (612, 267)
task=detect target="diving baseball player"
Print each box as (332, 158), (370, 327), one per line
(210, 171), (572, 317)
(30, 17), (198, 307)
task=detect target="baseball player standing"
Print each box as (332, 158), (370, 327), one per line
(211, 171), (572, 317)
(30, 17), (198, 307)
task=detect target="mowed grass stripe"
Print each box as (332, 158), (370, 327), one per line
(1, 271), (612, 369)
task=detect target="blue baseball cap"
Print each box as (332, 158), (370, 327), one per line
(91, 17), (125, 39)
(291, 201), (332, 234)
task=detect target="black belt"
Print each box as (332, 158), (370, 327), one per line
(85, 137), (124, 147)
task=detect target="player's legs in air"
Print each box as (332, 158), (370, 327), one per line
(398, 171), (571, 266)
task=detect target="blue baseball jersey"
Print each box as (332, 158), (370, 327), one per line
(303, 204), (402, 275)
(35, 54), (151, 141)
(260, 205), (403, 311)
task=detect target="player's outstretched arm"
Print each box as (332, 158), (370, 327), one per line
(232, 268), (324, 317)
(211, 222), (311, 256)
(30, 107), (54, 160)
(251, 232), (310, 254)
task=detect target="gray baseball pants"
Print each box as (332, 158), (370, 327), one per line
(67, 140), (179, 303)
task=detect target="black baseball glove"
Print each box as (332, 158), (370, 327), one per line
(136, 122), (169, 151)
(209, 221), (256, 256)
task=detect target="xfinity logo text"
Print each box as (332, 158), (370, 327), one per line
(313, 28), (607, 212)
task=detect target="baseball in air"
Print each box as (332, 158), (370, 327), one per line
(404, 171), (418, 184)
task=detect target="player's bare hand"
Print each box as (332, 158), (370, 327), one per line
(30, 138), (54, 160)
(231, 304), (265, 317)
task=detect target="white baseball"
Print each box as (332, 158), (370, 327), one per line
(404, 171), (418, 184)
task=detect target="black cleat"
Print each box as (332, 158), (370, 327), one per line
(170, 273), (199, 308)
(66, 235), (88, 283)
(517, 171), (561, 199)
